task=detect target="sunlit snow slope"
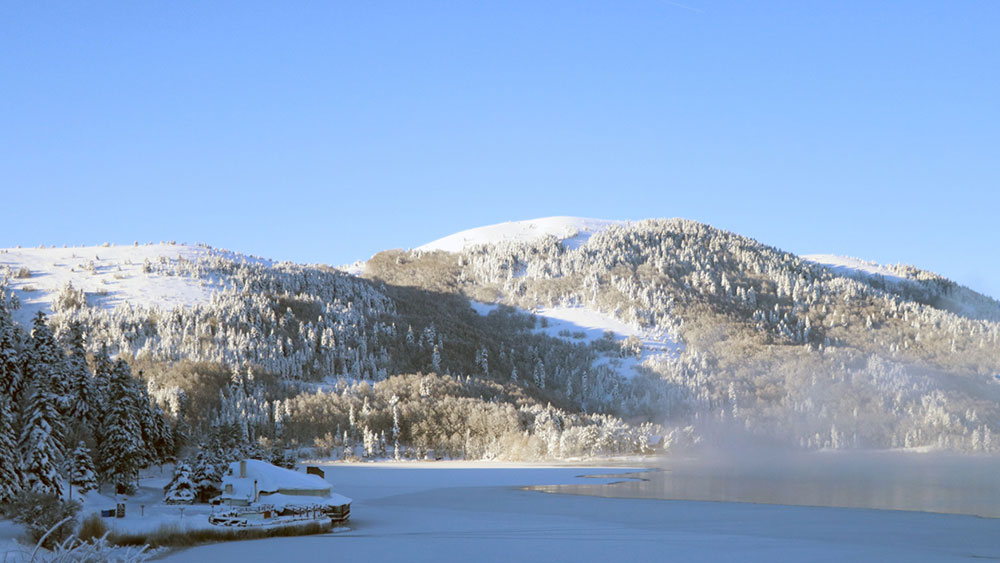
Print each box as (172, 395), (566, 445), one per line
(803, 253), (1000, 321)
(0, 243), (267, 325)
(417, 217), (623, 253)
(801, 254), (907, 282)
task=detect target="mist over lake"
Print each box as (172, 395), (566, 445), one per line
(538, 451), (1000, 518)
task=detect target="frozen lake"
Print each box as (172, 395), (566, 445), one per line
(535, 451), (1000, 518)
(161, 459), (1000, 562)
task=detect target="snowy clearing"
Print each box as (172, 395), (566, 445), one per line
(417, 217), (622, 253)
(162, 461), (1000, 563)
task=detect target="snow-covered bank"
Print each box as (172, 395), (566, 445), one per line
(162, 462), (1000, 562)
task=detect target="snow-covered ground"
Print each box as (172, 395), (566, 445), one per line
(162, 461), (1000, 562)
(802, 254), (908, 283)
(472, 301), (683, 378)
(417, 217), (622, 253)
(0, 243), (269, 325)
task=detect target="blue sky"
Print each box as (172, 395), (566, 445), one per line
(2, 1), (998, 297)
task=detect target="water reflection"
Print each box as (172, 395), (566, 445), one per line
(535, 451), (1000, 518)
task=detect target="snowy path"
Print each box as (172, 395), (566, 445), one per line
(160, 462), (1000, 562)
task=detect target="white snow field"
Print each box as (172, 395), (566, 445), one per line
(0, 243), (269, 325)
(417, 217), (623, 253)
(161, 462), (1000, 563)
(472, 302), (682, 378)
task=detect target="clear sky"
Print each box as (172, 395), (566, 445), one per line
(2, 1), (998, 298)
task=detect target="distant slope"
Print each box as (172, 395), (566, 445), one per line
(803, 253), (1000, 322)
(417, 217), (623, 253)
(0, 243), (270, 325)
(802, 254), (908, 283)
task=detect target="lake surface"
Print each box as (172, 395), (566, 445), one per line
(535, 451), (1000, 518)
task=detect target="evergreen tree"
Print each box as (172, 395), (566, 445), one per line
(431, 344), (441, 373)
(135, 378), (160, 469)
(19, 313), (65, 496)
(61, 322), (95, 444)
(163, 461), (195, 504)
(22, 312), (67, 411)
(270, 445), (296, 469)
(68, 442), (97, 494)
(191, 450), (220, 503)
(533, 358), (546, 389)
(150, 407), (175, 466)
(97, 359), (143, 494)
(19, 382), (64, 496)
(91, 345), (114, 416)
(0, 394), (21, 502)
(0, 329), (23, 405)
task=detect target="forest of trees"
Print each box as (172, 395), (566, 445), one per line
(0, 300), (174, 504)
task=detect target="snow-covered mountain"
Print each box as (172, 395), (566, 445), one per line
(3, 217), (999, 455)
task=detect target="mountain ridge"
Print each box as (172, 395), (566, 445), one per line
(2, 217), (998, 456)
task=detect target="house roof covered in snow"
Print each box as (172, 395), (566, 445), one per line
(220, 460), (351, 506)
(225, 460), (331, 493)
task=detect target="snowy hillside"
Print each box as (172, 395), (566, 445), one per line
(471, 301), (682, 379)
(804, 253), (1000, 321)
(802, 254), (909, 283)
(417, 217), (623, 253)
(0, 243), (269, 325)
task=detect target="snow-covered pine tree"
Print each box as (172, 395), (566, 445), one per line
(23, 312), (68, 412)
(64, 321), (96, 426)
(270, 445), (296, 469)
(533, 358), (546, 389)
(191, 450), (220, 502)
(0, 329), (23, 405)
(0, 394), (21, 502)
(150, 406), (175, 466)
(19, 313), (66, 496)
(97, 359), (144, 494)
(431, 344), (441, 373)
(135, 380), (160, 469)
(68, 441), (97, 494)
(61, 322), (95, 442)
(91, 345), (113, 416)
(19, 381), (64, 496)
(163, 461), (195, 504)
(91, 343), (112, 384)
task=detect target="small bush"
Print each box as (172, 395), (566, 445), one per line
(7, 491), (81, 549)
(78, 512), (108, 543)
(14, 266), (31, 278)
